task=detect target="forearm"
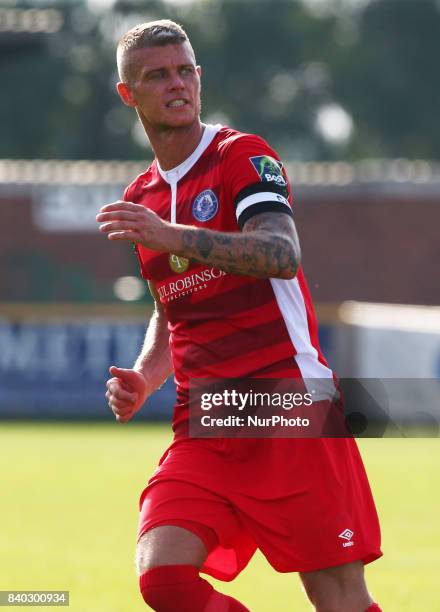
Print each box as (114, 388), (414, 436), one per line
(168, 217), (300, 279)
(97, 202), (301, 279)
(134, 307), (173, 393)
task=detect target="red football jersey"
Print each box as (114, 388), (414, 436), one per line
(124, 125), (336, 432)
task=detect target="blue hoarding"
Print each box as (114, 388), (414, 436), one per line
(0, 319), (334, 420)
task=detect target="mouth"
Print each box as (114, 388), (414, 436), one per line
(166, 99), (189, 108)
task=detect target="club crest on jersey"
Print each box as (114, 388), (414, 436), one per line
(169, 253), (189, 274)
(250, 155), (287, 187)
(192, 189), (219, 222)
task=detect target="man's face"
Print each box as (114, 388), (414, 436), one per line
(119, 41), (201, 131)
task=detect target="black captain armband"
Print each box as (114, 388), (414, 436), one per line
(234, 182), (293, 230)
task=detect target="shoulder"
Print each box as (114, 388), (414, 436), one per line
(123, 162), (155, 202)
(213, 126), (289, 198)
(216, 126), (281, 161)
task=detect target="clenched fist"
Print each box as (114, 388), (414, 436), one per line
(105, 365), (150, 423)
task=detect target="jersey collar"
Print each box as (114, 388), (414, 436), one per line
(156, 123), (222, 184)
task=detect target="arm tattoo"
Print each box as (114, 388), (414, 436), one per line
(177, 211), (301, 279)
(196, 231), (214, 259)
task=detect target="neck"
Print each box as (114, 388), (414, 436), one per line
(139, 116), (205, 171)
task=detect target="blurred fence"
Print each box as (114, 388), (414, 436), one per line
(1, 159), (440, 304)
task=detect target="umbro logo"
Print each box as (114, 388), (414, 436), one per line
(339, 529), (354, 540)
(338, 529), (354, 547)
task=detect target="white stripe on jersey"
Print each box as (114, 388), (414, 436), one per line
(235, 191), (290, 221)
(270, 277), (337, 401)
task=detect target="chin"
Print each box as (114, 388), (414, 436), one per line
(163, 114), (198, 129)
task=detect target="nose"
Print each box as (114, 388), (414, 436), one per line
(168, 70), (185, 90)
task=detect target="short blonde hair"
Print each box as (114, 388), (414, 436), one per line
(117, 20), (192, 82)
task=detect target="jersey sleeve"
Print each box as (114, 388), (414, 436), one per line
(221, 134), (293, 230)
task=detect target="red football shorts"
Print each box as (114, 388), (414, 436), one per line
(137, 437), (382, 581)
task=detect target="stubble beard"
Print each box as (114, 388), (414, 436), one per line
(136, 97), (202, 137)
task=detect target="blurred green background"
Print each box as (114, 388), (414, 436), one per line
(3, 0), (440, 162)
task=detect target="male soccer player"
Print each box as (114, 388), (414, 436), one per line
(97, 20), (382, 611)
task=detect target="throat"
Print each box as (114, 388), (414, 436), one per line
(152, 122), (205, 170)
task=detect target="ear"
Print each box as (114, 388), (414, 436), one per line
(117, 82), (137, 108)
(196, 65), (202, 79)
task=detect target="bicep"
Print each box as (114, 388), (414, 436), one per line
(241, 211), (301, 278)
(242, 211), (300, 246)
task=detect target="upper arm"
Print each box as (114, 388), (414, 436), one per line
(242, 211), (301, 264)
(242, 209), (297, 238)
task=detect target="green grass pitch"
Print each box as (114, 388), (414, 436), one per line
(0, 422), (439, 611)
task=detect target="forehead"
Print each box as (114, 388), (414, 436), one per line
(127, 41), (196, 77)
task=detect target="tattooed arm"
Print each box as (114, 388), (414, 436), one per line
(97, 202), (301, 279)
(176, 212), (300, 279)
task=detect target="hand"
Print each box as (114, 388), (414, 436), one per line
(96, 201), (172, 251)
(105, 365), (150, 423)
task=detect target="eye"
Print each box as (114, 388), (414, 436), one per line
(148, 69), (165, 80)
(180, 66), (194, 75)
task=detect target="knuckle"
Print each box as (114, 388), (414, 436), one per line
(118, 404), (130, 413)
(113, 389), (127, 401)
